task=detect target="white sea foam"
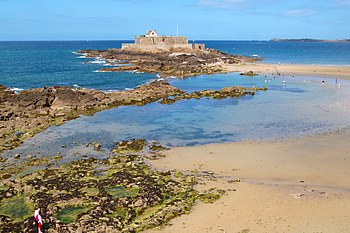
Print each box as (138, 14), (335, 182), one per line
(89, 60), (107, 64)
(10, 87), (24, 93)
(131, 70), (144, 74)
(10, 87), (24, 91)
(104, 89), (119, 93)
(93, 70), (109, 73)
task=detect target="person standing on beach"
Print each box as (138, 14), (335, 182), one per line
(34, 208), (43, 233)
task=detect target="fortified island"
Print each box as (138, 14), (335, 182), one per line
(79, 30), (259, 77)
(121, 30), (205, 51)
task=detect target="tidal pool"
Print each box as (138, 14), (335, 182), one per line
(3, 73), (350, 161)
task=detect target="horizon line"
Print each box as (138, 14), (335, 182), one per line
(1, 38), (349, 42)
(0, 39), (270, 42)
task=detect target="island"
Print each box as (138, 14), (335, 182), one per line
(270, 38), (350, 42)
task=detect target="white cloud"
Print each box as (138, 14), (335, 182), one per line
(283, 9), (315, 17)
(337, 0), (350, 5)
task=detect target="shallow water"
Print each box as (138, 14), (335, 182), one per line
(3, 73), (350, 161)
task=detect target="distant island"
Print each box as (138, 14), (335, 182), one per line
(270, 38), (350, 42)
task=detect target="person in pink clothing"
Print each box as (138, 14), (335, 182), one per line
(34, 208), (43, 233)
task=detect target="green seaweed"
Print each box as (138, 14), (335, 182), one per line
(80, 187), (100, 197)
(0, 194), (34, 222)
(107, 207), (128, 219)
(0, 185), (9, 193)
(198, 193), (221, 203)
(174, 171), (183, 178)
(107, 186), (140, 199)
(56, 205), (92, 224)
(0, 139), (223, 232)
(112, 139), (147, 154)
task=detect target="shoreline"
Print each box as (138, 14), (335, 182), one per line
(222, 62), (350, 80)
(2, 57), (350, 231)
(145, 128), (350, 233)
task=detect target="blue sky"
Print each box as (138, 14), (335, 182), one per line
(0, 0), (349, 40)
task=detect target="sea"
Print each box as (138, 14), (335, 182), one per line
(1, 40), (350, 160)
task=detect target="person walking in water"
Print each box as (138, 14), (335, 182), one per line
(34, 208), (43, 233)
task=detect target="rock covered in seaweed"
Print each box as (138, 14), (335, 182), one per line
(0, 139), (225, 232)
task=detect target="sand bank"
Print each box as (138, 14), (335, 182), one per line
(146, 129), (350, 233)
(222, 62), (350, 80)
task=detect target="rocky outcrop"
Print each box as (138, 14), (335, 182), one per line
(0, 81), (182, 152)
(79, 48), (260, 78)
(240, 71), (258, 76)
(0, 82), (267, 153)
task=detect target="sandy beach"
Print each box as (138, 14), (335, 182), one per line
(144, 62), (350, 233)
(222, 62), (350, 80)
(146, 129), (350, 233)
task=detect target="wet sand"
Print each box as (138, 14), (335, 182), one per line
(146, 129), (350, 233)
(222, 62), (350, 79)
(144, 63), (350, 233)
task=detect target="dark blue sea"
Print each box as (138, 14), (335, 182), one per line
(1, 41), (350, 159)
(1, 40), (350, 91)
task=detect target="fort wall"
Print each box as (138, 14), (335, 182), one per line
(121, 30), (205, 51)
(135, 36), (189, 45)
(121, 43), (205, 51)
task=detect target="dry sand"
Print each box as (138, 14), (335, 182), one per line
(144, 64), (350, 233)
(146, 130), (350, 233)
(222, 62), (350, 80)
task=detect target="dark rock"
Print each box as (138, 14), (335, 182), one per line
(240, 71), (258, 76)
(79, 48), (260, 78)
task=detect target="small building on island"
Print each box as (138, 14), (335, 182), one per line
(122, 30), (205, 51)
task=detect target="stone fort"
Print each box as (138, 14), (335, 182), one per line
(121, 30), (205, 51)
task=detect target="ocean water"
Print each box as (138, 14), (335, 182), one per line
(1, 41), (350, 91)
(1, 41), (350, 160)
(0, 40), (156, 91)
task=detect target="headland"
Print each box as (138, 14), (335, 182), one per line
(270, 38), (350, 43)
